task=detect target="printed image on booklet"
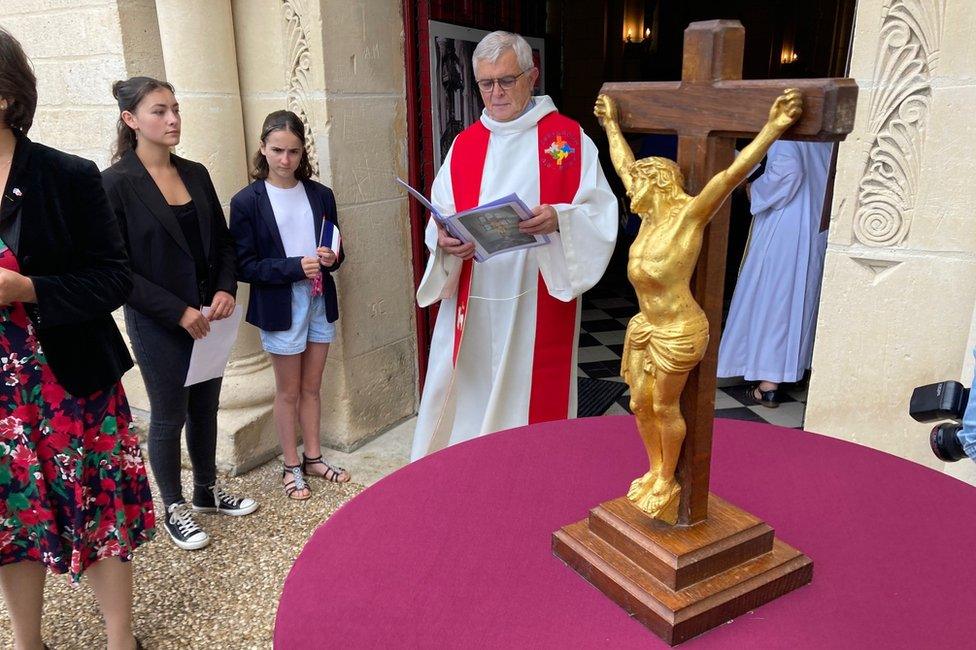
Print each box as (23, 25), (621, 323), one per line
(396, 177), (550, 262)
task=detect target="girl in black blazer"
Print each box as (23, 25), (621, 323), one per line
(102, 77), (257, 551)
(230, 110), (350, 500)
(0, 28), (153, 650)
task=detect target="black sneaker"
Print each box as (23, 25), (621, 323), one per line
(164, 501), (210, 551)
(192, 483), (259, 517)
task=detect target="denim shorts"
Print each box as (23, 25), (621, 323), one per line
(259, 280), (336, 355)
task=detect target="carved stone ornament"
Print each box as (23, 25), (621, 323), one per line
(282, 0), (321, 177)
(852, 0), (945, 247)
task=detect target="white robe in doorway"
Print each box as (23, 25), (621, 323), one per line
(717, 140), (832, 384)
(411, 96), (617, 461)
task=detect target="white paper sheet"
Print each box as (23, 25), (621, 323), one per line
(183, 305), (243, 387)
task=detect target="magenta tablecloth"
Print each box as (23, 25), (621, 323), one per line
(275, 417), (976, 648)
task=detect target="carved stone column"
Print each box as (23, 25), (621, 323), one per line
(807, 0), (976, 475)
(153, 0), (277, 473)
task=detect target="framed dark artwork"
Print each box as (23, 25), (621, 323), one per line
(428, 21), (545, 172)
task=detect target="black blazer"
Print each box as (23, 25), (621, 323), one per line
(229, 179), (343, 331)
(0, 130), (133, 397)
(102, 150), (237, 328)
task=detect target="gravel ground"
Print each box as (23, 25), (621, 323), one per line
(0, 459), (363, 649)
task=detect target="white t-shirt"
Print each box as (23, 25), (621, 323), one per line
(265, 180), (316, 257)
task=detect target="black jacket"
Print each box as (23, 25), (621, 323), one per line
(0, 130), (133, 397)
(102, 150), (237, 328)
(229, 179), (343, 331)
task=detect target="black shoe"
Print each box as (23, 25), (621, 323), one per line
(192, 483), (259, 516)
(164, 501), (210, 550)
(747, 384), (781, 408)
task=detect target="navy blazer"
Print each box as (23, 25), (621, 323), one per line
(229, 179), (343, 331)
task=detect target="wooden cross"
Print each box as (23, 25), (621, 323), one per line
(600, 20), (857, 525)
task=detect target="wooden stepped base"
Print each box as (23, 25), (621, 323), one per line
(553, 494), (812, 645)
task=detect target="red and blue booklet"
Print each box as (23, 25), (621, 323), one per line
(318, 218), (340, 254)
(310, 219), (340, 297)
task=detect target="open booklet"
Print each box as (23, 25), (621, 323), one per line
(396, 177), (550, 262)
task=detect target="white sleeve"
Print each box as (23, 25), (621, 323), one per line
(416, 146), (464, 307)
(749, 141), (803, 215)
(535, 131), (618, 301)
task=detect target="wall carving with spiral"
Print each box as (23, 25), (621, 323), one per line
(852, 0), (946, 247)
(282, 0), (321, 177)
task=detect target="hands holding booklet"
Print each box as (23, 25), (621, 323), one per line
(396, 177), (552, 262)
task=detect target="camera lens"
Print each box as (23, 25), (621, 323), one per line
(930, 423), (967, 462)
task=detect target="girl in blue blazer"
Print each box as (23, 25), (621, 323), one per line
(229, 111), (350, 500)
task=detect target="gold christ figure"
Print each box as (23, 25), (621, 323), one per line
(594, 89), (803, 524)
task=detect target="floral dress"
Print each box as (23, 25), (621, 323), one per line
(0, 239), (154, 583)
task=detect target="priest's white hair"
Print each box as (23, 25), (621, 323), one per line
(472, 31), (534, 72)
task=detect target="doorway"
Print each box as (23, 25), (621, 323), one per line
(403, 0), (857, 425)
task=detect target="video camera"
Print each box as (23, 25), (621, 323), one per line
(909, 381), (971, 462)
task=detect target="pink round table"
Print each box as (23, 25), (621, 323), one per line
(275, 417), (976, 648)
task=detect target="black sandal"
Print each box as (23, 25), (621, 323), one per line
(749, 384), (781, 408)
(282, 464), (311, 500)
(302, 453), (350, 483)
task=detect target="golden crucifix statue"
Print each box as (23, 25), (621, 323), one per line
(594, 89), (803, 524)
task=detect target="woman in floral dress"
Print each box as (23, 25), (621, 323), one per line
(0, 28), (154, 650)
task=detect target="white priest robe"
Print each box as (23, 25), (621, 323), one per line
(717, 140), (833, 383)
(411, 96), (617, 461)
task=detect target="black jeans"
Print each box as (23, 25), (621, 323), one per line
(125, 307), (220, 507)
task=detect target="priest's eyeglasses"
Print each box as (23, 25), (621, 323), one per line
(475, 69), (530, 93)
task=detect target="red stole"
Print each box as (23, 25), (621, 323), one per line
(448, 112), (582, 423)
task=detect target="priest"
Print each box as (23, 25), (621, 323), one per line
(411, 31), (617, 460)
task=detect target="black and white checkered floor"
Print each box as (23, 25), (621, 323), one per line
(577, 286), (808, 429)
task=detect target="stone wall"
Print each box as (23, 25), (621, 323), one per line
(806, 0), (976, 480)
(313, 0), (416, 449)
(2, 1), (129, 167)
